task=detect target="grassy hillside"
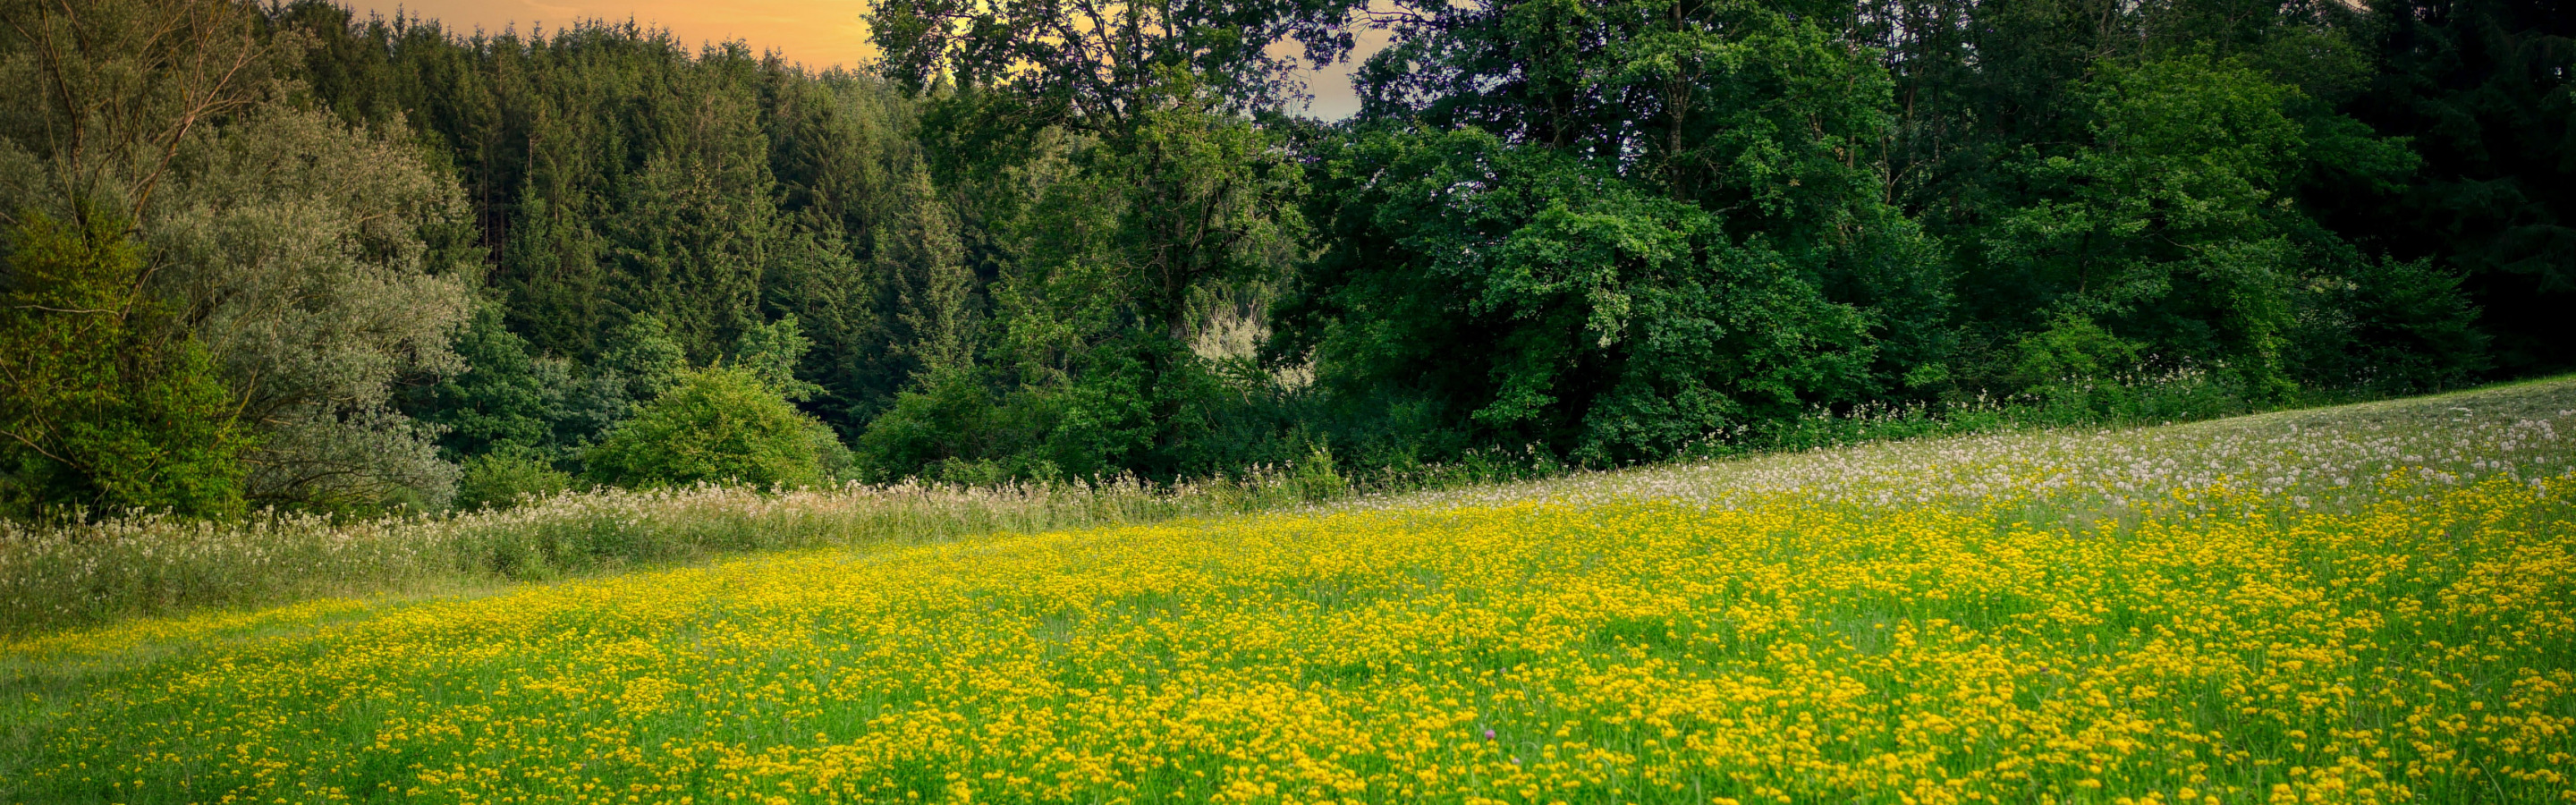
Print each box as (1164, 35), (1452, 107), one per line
(5, 380), (2573, 804)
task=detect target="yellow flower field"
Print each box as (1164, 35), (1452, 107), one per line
(5, 383), (2574, 805)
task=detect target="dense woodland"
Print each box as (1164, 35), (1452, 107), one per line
(0, 0), (2567, 519)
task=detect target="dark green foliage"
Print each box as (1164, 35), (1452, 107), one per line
(416, 302), (572, 460)
(854, 365), (1006, 482)
(583, 367), (839, 489)
(730, 315), (825, 402)
(2287, 257), (2491, 394)
(589, 55), (784, 360)
(856, 0), (1324, 481)
(1868, 0), (2529, 392)
(1974, 56), (2356, 398)
(3, 0), (2563, 521)
(273, 4), (946, 436)
(1285, 130), (1882, 462)
(561, 314), (691, 444)
(950, 83), (1307, 479)
(2336, 0), (2575, 373)
(0, 211), (250, 519)
(1280, 0), (1919, 462)
(2012, 313), (2146, 393)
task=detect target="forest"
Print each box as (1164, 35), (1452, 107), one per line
(1, 0), (2568, 520)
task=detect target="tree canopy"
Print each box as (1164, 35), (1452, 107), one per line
(1, 0), (2566, 518)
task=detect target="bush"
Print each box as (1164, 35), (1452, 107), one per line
(583, 367), (843, 489)
(453, 449), (578, 511)
(2010, 313), (2144, 394)
(1287, 440), (1347, 502)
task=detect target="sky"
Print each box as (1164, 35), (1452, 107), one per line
(349, 0), (1376, 118)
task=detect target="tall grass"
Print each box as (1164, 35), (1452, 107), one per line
(0, 473), (1352, 637)
(2, 428), (1570, 637)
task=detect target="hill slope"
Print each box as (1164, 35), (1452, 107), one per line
(6, 380), (2574, 804)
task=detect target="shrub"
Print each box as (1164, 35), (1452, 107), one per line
(453, 449), (578, 511)
(1287, 440), (1347, 502)
(583, 367), (841, 489)
(2010, 313), (2144, 393)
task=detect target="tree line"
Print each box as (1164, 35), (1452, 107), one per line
(1, 0), (2566, 518)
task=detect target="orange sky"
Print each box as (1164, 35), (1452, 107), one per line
(350, 0), (1373, 117)
(358, 0), (877, 65)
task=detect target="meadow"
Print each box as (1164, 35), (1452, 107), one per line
(4, 379), (2573, 804)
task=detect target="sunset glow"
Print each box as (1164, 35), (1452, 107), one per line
(346, 0), (1374, 116)
(354, 0), (877, 66)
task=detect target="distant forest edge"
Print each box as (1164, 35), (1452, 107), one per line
(1, 0), (2568, 519)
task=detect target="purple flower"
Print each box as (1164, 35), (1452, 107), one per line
(1483, 728), (1496, 741)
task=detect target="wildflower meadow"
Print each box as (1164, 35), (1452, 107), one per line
(4, 378), (2572, 804)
